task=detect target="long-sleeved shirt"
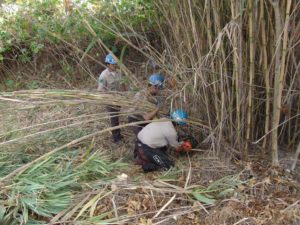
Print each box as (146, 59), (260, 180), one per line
(97, 68), (122, 92)
(137, 120), (181, 149)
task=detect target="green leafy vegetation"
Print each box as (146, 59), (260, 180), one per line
(0, 149), (127, 224)
(0, 0), (156, 64)
(192, 173), (243, 204)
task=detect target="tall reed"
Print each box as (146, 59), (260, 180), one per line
(101, 0), (299, 163)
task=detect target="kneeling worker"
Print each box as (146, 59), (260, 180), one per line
(135, 109), (192, 172)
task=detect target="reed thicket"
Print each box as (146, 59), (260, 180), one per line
(1, 0), (299, 164)
(102, 0), (299, 164)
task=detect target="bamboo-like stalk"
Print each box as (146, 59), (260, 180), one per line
(211, 0), (226, 148)
(237, 0), (244, 149)
(211, 0), (228, 76)
(260, 0), (271, 152)
(205, 0), (219, 138)
(270, 0), (292, 166)
(269, 0), (282, 165)
(281, 8), (300, 147)
(230, 0), (241, 149)
(205, 0), (221, 131)
(245, 0), (255, 158)
(211, 0), (223, 130)
(187, 0), (201, 59)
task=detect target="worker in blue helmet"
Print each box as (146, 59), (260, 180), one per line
(128, 73), (165, 135)
(98, 53), (122, 92)
(148, 73), (165, 89)
(134, 109), (192, 172)
(128, 73), (166, 158)
(170, 109), (188, 125)
(104, 54), (116, 65)
(98, 53), (126, 143)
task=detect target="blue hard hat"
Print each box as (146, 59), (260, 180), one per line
(105, 54), (117, 65)
(148, 73), (165, 88)
(171, 109), (188, 125)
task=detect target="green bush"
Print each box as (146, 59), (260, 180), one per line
(0, 0), (156, 65)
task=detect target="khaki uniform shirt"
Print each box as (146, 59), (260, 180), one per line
(97, 68), (122, 92)
(137, 120), (181, 148)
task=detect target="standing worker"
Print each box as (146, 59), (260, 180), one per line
(128, 73), (165, 136)
(98, 53), (126, 143)
(135, 109), (193, 172)
(128, 73), (165, 159)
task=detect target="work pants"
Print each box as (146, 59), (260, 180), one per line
(136, 139), (174, 172)
(128, 115), (149, 158)
(107, 106), (122, 142)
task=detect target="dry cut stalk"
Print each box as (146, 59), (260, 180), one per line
(152, 194), (176, 218)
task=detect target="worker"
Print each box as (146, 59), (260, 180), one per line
(128, 73), (165, 159)
(98, 53), (125, 143)
(135, 109), (192, 172)
(128, 73), (165, 136)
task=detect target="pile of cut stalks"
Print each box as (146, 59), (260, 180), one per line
(0, 90), (299, 225)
